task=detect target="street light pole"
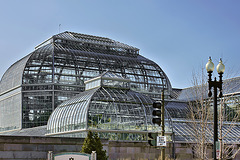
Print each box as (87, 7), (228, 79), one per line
(206, 57), (225, 160)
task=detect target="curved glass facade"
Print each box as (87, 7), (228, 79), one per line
(0, 31), (172, 131)
(47, 72), (172, 141)
(47, 88), (96, 134)
(0, 55), (31, 132)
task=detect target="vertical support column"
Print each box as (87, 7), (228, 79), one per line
(161, 90), (165, 160)
(91, 151), (97, 160)
(52, 39), (55, 112)
(48, 151), (53, 160)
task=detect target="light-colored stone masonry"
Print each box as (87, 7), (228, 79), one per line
(0, 136), (239, 160)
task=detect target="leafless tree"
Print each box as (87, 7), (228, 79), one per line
(187, 66), (240, 159)
(188, 67), (212, 159)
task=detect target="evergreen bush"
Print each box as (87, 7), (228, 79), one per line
(81, 131), (108, 160)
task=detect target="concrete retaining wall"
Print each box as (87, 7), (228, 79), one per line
(0, 135), (239, 160)
(0, 136), (85, 160)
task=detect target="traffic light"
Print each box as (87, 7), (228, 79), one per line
(148, 132), (157, 146)
(152, 101), (162, 126)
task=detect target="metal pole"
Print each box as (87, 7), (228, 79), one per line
(213, 79), (218, 160)
(206, 58), (224, 160)
(161, 90), (165, 160)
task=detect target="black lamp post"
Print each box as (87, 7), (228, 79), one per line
(206, 57), (225, 160)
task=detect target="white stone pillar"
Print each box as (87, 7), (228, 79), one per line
(48, 151), (53, 160)
(91, 151), (97, 160)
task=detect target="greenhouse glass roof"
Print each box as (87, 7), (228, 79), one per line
(47, 72), (172, 140)
(173, 120), (240, 144)
(0, 31), (172, 130)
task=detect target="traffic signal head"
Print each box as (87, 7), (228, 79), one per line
(152, 101), (162, 126)
(152, 110), (161, 117)
(148, 133), (157, 146)
(152, 117), (161, 124)
(153, 101), (162, 109)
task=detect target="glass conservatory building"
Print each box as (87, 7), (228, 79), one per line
(46, 71), (173, 141)
(0, 31), (172, 132)
(0, 31), (239, 148)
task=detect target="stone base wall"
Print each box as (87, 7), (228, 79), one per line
(0, 136), (86, 160)
(0, 135), (239, 160)
(108, 141), (174, 160)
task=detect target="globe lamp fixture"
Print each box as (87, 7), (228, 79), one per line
(216, 58), (225, 74)
(206, 57), (215, 72)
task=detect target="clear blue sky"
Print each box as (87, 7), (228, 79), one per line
(0, 0), (240, 89)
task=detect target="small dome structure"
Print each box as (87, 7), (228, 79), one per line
(47, 72), (172, 141)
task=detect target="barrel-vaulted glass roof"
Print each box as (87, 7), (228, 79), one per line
(47, 72), (172, 140)
(47, 88), (97, 134)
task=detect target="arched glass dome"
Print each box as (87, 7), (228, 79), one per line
(0, 31), (172, 131)
(47, 72), (172, 141)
